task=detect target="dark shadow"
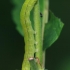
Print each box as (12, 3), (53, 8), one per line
(0, 0), (24, 70)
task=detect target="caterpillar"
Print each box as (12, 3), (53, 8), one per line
(20, 0), (37, 70)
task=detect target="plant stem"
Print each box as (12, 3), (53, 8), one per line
(34, 0), (43, 64)
(42, 0), (49, 68)
(34, 0), (49, 68)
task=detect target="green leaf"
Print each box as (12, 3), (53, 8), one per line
(11, 0), (25, 36)
(43, 11), (64, 51)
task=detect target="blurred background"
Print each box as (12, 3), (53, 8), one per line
(0, 0), (70, 70)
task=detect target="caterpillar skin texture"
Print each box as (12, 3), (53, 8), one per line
(20, 0), (37, 70)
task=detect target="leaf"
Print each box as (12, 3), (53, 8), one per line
(11, 0), (25, 36)
(43, 11), (64, 51)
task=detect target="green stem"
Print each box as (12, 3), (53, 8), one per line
(29, 58), (44, 70)
(34, 0), (49, 68)
(34, 0), (43, 64)
(42, 0), (49, 67)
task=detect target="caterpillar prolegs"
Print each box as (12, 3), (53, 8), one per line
(20, 0), (42, 70)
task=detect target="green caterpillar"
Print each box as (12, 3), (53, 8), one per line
(20, 0), (37, 70)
